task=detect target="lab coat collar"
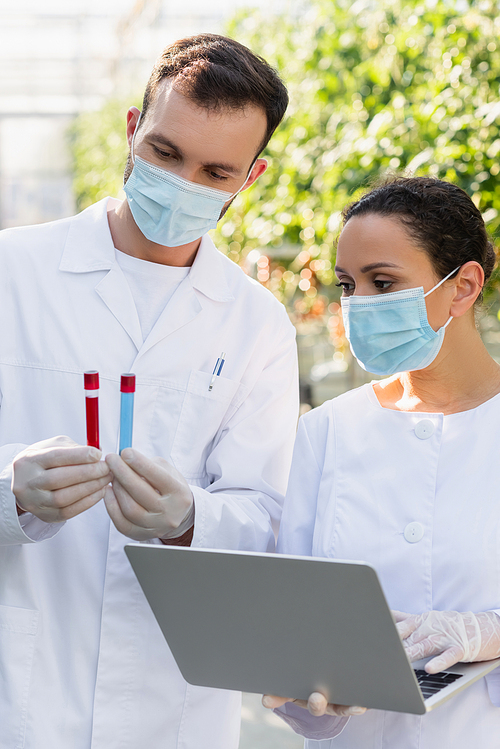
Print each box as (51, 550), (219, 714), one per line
(59, 198), (235, 304)
(59, 198), (116, 273)
(188, 234), (235, 304)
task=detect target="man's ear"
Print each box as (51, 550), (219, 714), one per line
(449, 261), (485, 318)
(241, 158), (268, 192)
(126, 107), (141, 149)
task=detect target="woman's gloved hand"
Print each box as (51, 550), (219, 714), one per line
(262, 693), (366, 717)
(394, 610), (500, 674)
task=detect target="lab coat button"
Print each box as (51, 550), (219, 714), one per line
(404, 522), (424, 543)
(414, 419), (434, 439)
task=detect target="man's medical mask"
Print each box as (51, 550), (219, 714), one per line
(124, 114), (253, 247)
(340, 267), (459, 376)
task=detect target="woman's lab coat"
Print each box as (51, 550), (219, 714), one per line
(277, 382), (500, 749)
(0, 198), (299, 749)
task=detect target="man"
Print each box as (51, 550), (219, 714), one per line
(0, 34), (298, 749)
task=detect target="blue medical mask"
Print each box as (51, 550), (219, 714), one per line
(341, 267), (459, 376)
(124, 114), (253, 247)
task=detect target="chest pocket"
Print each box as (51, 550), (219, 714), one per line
(170, 369), (240, 481)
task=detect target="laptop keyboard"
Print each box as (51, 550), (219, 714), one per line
(414, 669), (463, 699)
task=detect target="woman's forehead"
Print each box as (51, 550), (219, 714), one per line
(336, 214), (431, 270)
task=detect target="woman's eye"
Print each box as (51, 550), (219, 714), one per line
(335, 281), (354, 295)
(373, 280), (393, 291)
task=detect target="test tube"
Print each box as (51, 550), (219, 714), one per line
(119, 373), (136, 454)
(84, 371), (100, 449)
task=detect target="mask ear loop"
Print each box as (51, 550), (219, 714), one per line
(130, 112), (142, 165)
(229, 159), (258, 200)
(424, 265), (460, 330)
(423, 265), (460, 297)
(216, 159), (258, 221)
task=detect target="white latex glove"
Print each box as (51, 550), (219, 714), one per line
(104, 448), (194, 542)
(262, 693), (367, 718)
(395, 610), (500, 674)
(12, 435), (112, 523)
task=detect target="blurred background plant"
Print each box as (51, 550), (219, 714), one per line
(69, 0), (500, 405)
(70, 99), (140, 210)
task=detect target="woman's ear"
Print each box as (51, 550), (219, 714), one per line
(449, 261), (485, 318)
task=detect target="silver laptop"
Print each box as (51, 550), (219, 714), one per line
(125, 544), (500, 715)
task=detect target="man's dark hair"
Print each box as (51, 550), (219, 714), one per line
(140, 33), (288, 156)
(342, 176), (497, 301)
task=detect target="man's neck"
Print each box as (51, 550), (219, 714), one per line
(107, 198), (201, 267)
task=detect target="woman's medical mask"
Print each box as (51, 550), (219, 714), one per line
(341, 267), (459, 376)
(124, 114), (253, 247)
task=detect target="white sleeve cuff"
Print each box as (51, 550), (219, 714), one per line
(485, 610), (500, 706)
(188, 483), (276, 551)
(190, 485), (207, 548)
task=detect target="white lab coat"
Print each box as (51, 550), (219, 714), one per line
(276, 382), (500, 749)
(0, 198), (299, 749)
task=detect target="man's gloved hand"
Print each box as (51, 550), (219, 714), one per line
(104, 448), (194, 542)
(395, 609), (500, 674)
(13, 435), (112, 523)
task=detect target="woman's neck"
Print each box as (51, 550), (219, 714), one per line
(373, 317), (500, 414)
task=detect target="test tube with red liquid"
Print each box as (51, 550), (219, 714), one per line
(84, 371), (100, 449)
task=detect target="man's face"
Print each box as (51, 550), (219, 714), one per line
(124, 79), (268, 204)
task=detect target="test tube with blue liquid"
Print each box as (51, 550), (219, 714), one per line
(119, 373), (135, 454)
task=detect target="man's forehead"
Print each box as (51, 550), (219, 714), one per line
(142, 79), (267, 161)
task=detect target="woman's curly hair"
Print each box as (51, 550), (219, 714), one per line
(341, 176), (497, 300)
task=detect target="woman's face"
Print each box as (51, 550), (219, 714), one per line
(335, 213), (455, 332)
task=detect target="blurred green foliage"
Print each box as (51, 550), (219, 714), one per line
(69, 98), (141, 209)
(220, 0), (500, 308)
(69, 0), (500, 311)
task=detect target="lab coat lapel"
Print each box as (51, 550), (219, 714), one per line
(138, 276), (202, 356)
(138, 234), (234, 356)
(95, 265), (143, 351)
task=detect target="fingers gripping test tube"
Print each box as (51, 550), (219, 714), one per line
(84, 371), (100, 449)
(119, 374), (136, 454)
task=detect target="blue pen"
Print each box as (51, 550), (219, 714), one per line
(119, 373), (136, 453)
(208, 352), (226, 391)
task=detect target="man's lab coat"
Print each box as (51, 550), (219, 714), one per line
(0, 198), (299, 749)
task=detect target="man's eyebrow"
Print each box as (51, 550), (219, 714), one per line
(335, 262), (403, 274)
(148, 133), (183, 155)
(202, 161), (242, 176)
(147, 132), (242, 175)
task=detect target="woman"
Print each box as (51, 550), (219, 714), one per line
(264, 177), (500, 747)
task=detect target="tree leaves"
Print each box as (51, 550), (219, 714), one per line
(218, 0), (500, 306)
